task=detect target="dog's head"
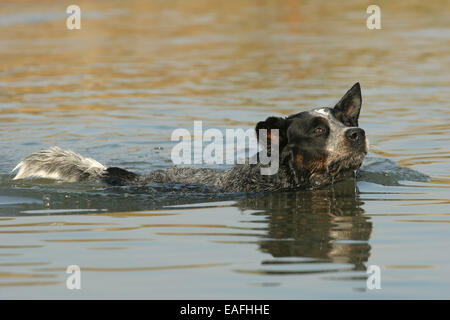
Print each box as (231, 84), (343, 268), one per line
(256, 83), (368, 188)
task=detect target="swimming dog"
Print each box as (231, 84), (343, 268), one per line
(12, 83), (368, 192)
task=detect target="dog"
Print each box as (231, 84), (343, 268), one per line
(12, 83), (368, 192)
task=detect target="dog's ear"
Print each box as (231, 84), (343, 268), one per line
(334, 82), (362, 125)
(255, 116), (290, 152)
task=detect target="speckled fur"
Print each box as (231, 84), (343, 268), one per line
(11, 148), (361, 192)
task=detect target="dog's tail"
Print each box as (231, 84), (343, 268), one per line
(12, 147), (138, 185)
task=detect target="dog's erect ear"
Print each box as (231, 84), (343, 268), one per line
(255, 116), (290, 152)
(334, 83), (362, 125)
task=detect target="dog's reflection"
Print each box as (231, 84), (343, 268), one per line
(236, 178), (372, 271)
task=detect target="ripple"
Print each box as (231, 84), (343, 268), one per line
(35, 263), (230, 273)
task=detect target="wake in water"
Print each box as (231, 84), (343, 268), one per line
(358, 156), (429, 186)
(0, 156), (429, 216)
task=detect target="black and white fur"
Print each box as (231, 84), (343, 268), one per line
(12, 83), (368, 192)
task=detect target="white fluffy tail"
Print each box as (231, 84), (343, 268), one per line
(12, 147), (107, 182)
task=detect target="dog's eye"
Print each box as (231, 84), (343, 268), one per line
(313, 127), (325, 135)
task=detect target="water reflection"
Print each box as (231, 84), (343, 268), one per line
(238, 179), (372, 272)
(0, 0), (448, 298)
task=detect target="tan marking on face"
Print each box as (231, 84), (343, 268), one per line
(296, 154), (303, 169)
(296, 153), (328, 173)
(310, 153), (328, 172)
(267, 131), (279, 145)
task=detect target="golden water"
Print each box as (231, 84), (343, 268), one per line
(0, 0), (449, 298)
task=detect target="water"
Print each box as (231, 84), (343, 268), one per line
(0, 0), (449, 299)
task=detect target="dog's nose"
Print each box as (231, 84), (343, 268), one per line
(346, 128), (365, 142)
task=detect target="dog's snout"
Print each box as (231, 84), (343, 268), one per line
(346, 128), (365, 142)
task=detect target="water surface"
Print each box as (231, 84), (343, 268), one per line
(0, 0), (449, 299)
